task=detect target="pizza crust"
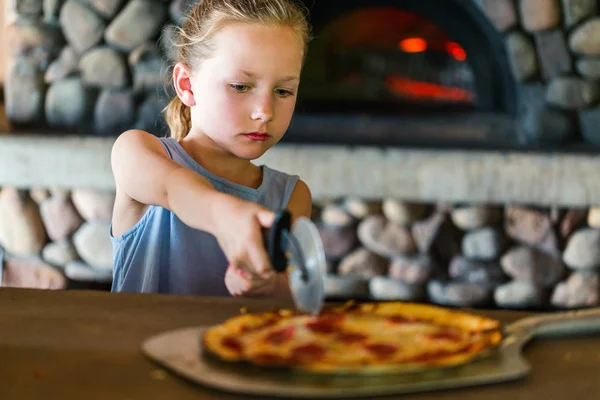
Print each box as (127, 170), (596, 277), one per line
(202, 301), (503, 375)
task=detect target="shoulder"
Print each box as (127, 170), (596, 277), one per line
(112, 129), (170, 156)
(287, 179), (312, 221)
(263, 165), (298, 182)
(261, 166), (311, 219)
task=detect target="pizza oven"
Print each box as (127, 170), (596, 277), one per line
(287, 0), (520, 149)
(282, 0), (600, 151)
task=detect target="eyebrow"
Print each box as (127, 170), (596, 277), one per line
(240, 70), (299, 83)
(279, 76), (300, 83)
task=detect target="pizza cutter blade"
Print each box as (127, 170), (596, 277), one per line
(266, 210), (326, 316)
(285, 217), (326, 316)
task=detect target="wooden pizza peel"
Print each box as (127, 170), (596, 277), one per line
(140, 307), (600, 398)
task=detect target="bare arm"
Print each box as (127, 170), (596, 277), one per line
(112, 129), (275, 280)
(111, 129), (228, 233)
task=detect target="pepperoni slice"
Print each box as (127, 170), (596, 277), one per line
(306, 316), (343, 334)
(337, 332), (367, 343)
(387, 316), (420, 324)
(221, 336), (242, 353)
(426, 330), (463, 342)
(265, 325), (296, 344)
(291, 343), (327, 362)
(365, 343), (398, 358)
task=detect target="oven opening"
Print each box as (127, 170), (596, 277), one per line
(285, 1), (519, 149)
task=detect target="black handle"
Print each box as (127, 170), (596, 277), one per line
(265, 210), (291, 273)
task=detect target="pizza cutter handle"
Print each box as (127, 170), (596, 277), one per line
(264, 209), (291, 273)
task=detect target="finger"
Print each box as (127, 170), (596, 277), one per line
(228, 275), (247, 296)
(224, 268), (239, 296)
(233, 264), (252, 280)
(248, 239), (274, 279)
(237, 270), (275, 297)
(231, 261), (262, 285)
(225, 266), (250, 296)
(256, 209), (275, 229)
(229, 264), (277, 297)
(244, 275), (277, 297)
(231, 266), (251, 289)
(228, 252), (252, 277)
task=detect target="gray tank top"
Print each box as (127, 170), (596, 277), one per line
(110, 137), (299, 296)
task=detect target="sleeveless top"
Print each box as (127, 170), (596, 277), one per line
(110, 137), (299, 296)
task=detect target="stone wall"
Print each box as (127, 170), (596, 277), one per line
(0, 187), (114, 287)
(6, 0), (600, 146)
(4, 0), (188, 134)
(1, 185), (599, 310)
(318, 198), (600, 310)
(478, 0), (600, 144)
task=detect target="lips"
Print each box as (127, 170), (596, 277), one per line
(243, 132), (270, 141)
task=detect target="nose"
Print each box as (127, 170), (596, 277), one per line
(251, 94), (274, 123)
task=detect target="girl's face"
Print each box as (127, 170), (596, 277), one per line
(182, 22), (304, 160)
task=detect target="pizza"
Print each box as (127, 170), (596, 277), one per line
(201, 301), (503, 375)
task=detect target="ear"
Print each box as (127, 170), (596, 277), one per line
(173, 62), (196, 107)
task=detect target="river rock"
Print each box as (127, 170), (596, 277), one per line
(494, 281), (547, 308)
(551, 272), (600, 308)
(72, 221), (112, 271)
(0, 188), (47, 256)
(337, 247), (388, 280)
(563, 228), (600, 269)
(71, 189), (115, 221)
(369, 277), (426, 301)
(357, 215), (417, 257)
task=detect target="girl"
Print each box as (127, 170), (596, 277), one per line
(110, 0), (313, 298)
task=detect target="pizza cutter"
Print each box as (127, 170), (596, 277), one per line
(265, 210), (326, 316)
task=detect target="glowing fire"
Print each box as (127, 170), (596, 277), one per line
(399, 37), (428, 53)
(446, 42), (467, 61)
(399, 37), (467, 61)
(385, 76), (474, 103)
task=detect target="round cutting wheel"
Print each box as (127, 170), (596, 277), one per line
(287, 217), (326, 315)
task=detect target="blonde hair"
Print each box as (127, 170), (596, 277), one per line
(164, 0), (312, 141)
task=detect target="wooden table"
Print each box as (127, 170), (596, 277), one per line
(2, 288), (600, 400)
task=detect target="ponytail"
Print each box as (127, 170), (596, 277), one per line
(164, 96), (191, 140)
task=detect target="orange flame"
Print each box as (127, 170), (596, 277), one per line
(446, 42), (466, 61)
(399, 37), (427, 53)
(385, 76), (474, 103)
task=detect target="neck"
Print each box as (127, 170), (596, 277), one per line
(179, 132), (263, 189)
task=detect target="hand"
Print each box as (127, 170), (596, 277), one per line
(212, 195), (275, 283)
(224, 264), (278, 297)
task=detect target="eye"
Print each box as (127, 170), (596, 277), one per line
(230, 84), (250, 92)
(275, 88), (294, 98)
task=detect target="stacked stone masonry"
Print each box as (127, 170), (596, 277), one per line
(1, 185), (599, 310)
(0, 187), (114, 287)
(6, 0), (600, 145)
(4, 0), (193, 135)
(318, 198), (600, 310)
(478, 0), (600, 144)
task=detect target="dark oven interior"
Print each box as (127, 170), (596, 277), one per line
(288, 0), (520, 150)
